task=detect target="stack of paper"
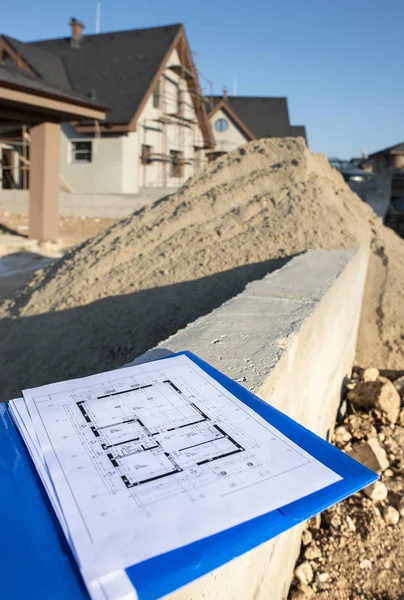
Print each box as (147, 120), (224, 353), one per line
(7, 353), (377, 600)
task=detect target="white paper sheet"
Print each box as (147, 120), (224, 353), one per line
(22, 354), (341, 582)
(9, 398), (137, 600)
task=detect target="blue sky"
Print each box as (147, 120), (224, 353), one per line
(2, 0), (401, 158)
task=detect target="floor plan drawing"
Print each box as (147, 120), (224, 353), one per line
(24, 354), (341, 576)
(74, 378), (245, 490)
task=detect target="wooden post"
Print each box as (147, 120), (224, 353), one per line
(29, 122), (60, 240)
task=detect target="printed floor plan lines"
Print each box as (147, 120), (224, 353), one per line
(73, 379), (246, 490)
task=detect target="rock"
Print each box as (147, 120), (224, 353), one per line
(290, 583), (315, 600)
(329, 514), (342, 529)
(334, 426), (352, 445)
(346, 414), (377, 440)
(398, 497), (404, 518)
(317, 572), (329, 583)
(359, 559), (372, 570)
(295, 561), (314, 585)
(307, 514), (321, 530)
(348, 439), (389, 474)
(363, 367), (379, 382)
(347, 378), (400, 424)
(399, 409), (404, 427)
(304, 542), (322, 560)
(393, 375), (404, 399)
(384, 468), (394, 477)
(346, 515), (356, 532)
(364, 480), (388, 502)
(301, 529), (313, 546)
(383, 505), (400, 525)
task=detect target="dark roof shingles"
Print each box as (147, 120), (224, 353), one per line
(3, 35), (72, 90)
(0, 65), (107, 109)
(29, 24), (182, 123)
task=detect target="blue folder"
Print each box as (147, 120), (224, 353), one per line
(0, 351), (377, 600)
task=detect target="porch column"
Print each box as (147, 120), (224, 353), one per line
(29, 122), (60, 240)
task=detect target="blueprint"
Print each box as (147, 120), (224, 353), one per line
(23, 354), (341, 583)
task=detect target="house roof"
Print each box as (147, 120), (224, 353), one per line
(3, 35), (71, 90)
(28, 24), (183, 124)
(0, 63), (108, 110)
(208, 96), (306, 142)
(368, 142), (404, 157)
(209, 96), (288, 137)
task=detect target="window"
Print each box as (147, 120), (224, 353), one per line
(170, 150), (183, 177)
(71, 141), (92, 163)
(141, 144), (152, 165)
(215, 118), (228, 133)
(153, 80), (160, 109)
(177, 86), (183, 116)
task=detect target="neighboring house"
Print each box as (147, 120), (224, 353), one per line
(0, 21), (213, 194)
(368, 142), (404, 173)
(206, 92), (307, 160)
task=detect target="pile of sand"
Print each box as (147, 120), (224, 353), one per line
(1, 138), (403, 401)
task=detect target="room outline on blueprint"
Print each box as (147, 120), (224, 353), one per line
(60, 363), (310, 510)
(25, 354), (340, 574)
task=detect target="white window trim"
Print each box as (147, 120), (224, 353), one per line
(70, 140), (93, 164)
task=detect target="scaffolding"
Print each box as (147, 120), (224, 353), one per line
(0, 126), (31, 190)
(140, 39), (212, 188)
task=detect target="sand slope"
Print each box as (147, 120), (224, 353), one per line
(0, 138), (403, 401)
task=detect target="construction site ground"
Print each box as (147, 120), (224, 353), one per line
(0, 212), (115, 300)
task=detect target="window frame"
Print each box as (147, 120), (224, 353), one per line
(169, 149), (183, 178)
(215, 118), (229, 133)
(141, 144), (152, 166)
(71, 140), (92, 164)
(153, 80), (160, 109)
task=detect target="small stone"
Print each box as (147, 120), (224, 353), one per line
(334, 426), (352, 445)
(330, 514), (342, 529)
(347, 378), (400, 424)
(364, 480), (388, 502)
(317, 572), (329, 583)
(346, 414), (377, 440)
(383, 505), (400, 525)
(307, 514), (321, 530)
(346, 515), (356, 532)
(393, 375), (404, 399)
(304, 542), (322, 560)
(384, 469), (393, 477)
(359, 559), (372, 570)
(236, 376), (246, 382)
(398, 497), (404, 518)
(348, 439), (389, 474)
(363, 367), (379, 382)
(290, 583), (315, 600)
(301, 529), (313, 546)
(295, 561), (314, 585)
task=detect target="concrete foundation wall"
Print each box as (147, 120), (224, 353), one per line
(127, 247), (369, 600)
(0, 187), (175, 219)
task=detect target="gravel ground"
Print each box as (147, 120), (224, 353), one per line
(289, 368), (404, 600)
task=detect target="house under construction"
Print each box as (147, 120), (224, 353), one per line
(0, 20), (306, 196)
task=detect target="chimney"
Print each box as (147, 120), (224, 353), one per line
(69, 17), (85, 48)
(222, 86), (228, 100)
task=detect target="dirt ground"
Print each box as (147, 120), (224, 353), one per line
(0, 211), (116, 247)
(0, 212), (115, 300)
(289, 368), (404, 600)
